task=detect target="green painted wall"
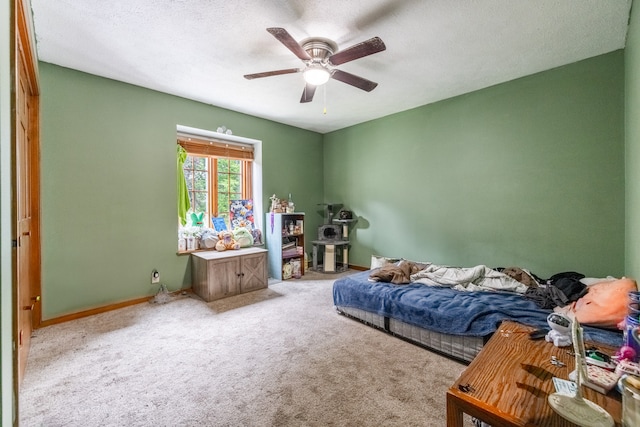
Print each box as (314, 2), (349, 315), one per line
(626, 3), (640, 279)
(324, 52), (625, 279)
(40, 63), (324, 319)
(41, 47), (628, 318)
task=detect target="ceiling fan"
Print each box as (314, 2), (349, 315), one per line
(244, 27), (386, 103)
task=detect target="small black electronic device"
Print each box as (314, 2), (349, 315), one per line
(529, 328), (548, 340)
(585, 349), (616, 370)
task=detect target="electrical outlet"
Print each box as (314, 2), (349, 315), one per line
(151, 269), (160, 284)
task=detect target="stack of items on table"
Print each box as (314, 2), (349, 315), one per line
(503, 269), (640, 397)
(561, 288), (640, 401)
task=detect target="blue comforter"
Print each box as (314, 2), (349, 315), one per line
(333, 270), (622, 347)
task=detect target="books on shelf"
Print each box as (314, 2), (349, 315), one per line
(283, 246), (303, 258)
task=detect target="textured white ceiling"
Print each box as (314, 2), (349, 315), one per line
(31, 0), (632, 134)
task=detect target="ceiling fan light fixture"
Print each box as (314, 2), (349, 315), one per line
(303, 66), (330, 86)
(246, 28), (385, 103)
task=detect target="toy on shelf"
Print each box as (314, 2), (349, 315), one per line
(269, 194), (294, 213)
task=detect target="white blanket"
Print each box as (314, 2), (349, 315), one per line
(410, 264), (528, 293)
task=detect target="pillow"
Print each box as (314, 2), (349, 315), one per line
(370, 255), (401, 270)
(564, 278), (638, 329)
(580, 276), (617, 286)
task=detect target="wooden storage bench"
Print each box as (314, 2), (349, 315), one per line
(191, 247), (268, 302)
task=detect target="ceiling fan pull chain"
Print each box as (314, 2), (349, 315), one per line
(323, 84), (327, 115)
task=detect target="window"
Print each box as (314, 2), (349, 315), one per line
(178, 136), (253, 229)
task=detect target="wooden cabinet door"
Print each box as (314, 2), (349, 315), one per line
(240, 252), (267, 293)
(207, 257), (241, 300)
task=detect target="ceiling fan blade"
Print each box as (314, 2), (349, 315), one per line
(328, 37), (386, 66)
(267, 27), (311, 61)
(331, 69), (378, 92)
(300, 83), (317, 103)
(244, 68), (300, 80)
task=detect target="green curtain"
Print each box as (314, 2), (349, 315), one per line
(177, 146), (190, 226)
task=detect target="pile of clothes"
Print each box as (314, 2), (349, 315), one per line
(499, 268), (588, 309)
(369, 262), (590, 310)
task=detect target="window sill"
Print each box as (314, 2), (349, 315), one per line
(177, 244), (265, 256)
(176, 248), (211, 256)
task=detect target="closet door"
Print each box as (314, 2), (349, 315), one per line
(15, 0), (41, 384)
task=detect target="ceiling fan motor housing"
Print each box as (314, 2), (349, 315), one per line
(301, 38), (337, 64)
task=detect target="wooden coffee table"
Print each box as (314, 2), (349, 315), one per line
(446, 321), (622, 426)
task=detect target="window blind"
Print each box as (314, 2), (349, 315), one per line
(177, 136), (254, 160)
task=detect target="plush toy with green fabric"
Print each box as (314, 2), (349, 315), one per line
(233, 227), (254, 248)
(190, 212), (204, 227)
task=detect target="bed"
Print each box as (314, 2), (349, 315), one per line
(332, 269), (624, 363)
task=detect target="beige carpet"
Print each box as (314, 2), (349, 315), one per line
(19, 271), (473, 426)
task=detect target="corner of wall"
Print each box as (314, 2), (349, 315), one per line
(626, 1), (640, 278)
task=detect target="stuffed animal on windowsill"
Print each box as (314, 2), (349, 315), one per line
(232, 227), (254, 248)
(215, 230), (240, 251)
(190, 212), (205, 227)
(199, 229), (219, 249)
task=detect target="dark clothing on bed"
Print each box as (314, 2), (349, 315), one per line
(524, 286), (571, 309)
(549, 272), (587, 295)
(523, 271), (588, 309)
